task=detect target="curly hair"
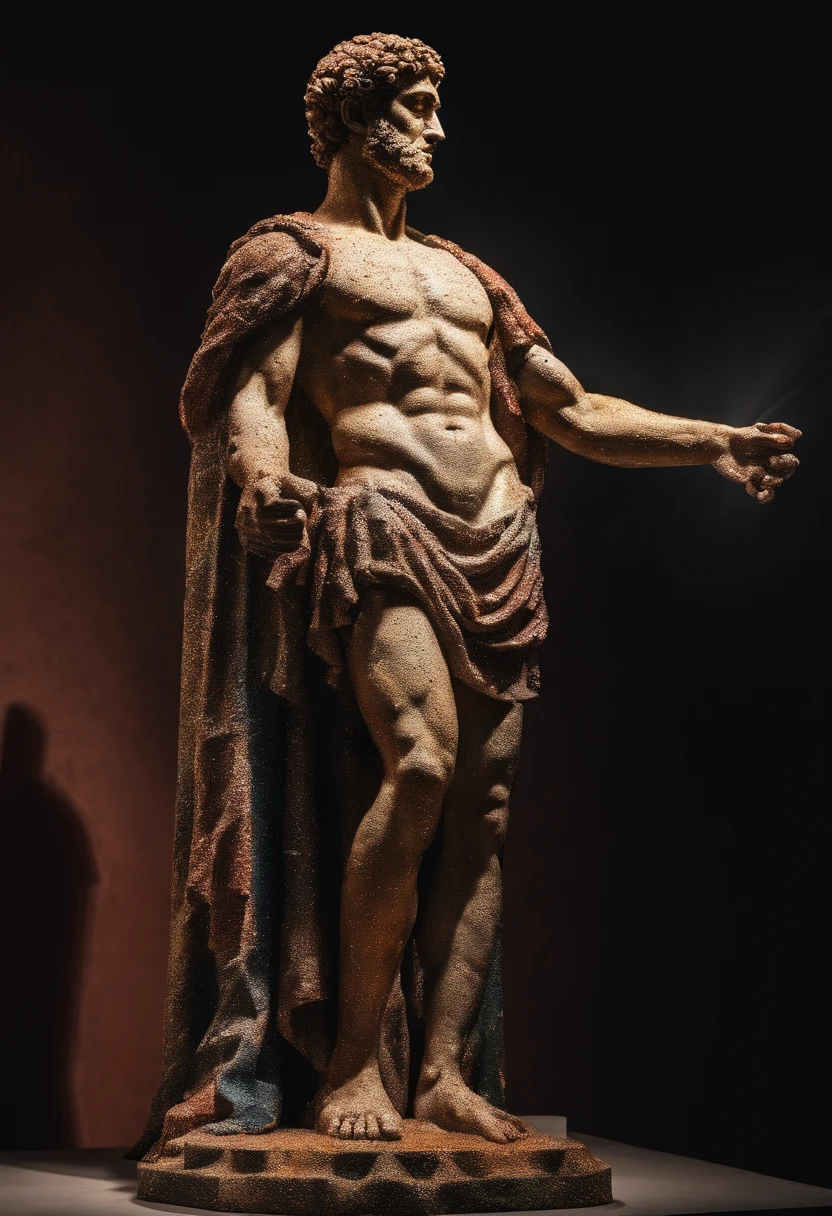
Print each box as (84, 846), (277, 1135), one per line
(305, 33), (444, 171)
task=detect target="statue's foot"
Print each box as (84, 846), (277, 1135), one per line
(316, 1067), (403, 1141)
(414, 1071), (529, 1143)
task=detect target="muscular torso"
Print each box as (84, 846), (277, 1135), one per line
(295, 227), (528, 523)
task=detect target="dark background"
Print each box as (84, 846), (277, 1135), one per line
(1, 8), (829, 1188)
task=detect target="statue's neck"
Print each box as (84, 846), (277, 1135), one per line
(313, 151), (407, 240)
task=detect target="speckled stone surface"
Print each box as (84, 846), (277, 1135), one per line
(136, 1119), (612, 1213)
(4, 1123), (832, 1215)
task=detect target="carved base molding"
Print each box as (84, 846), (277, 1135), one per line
(137, 1119), (612, 1214)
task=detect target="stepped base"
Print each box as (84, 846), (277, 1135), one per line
(137, 1118), (612, 1214)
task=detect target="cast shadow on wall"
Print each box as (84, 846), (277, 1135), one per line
(0, 704), (97, 1150)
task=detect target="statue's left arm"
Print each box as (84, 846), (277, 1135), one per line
(516, 344), (801, 503)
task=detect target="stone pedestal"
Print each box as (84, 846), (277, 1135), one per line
(136, 1119), (612, 1214)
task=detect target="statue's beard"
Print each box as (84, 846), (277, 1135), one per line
(362, 118), (435, 190)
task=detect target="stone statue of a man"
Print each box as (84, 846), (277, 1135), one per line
(134, 33), (800, 1164)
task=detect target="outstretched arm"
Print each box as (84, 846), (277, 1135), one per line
(226, 316), (318, 555)
(516, 345), (801, 503)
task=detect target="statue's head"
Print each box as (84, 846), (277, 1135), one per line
(305, 33), (445, 191)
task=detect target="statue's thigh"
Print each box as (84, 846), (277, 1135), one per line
(346, 589), (458, 767)
(451, 680), (523, 803)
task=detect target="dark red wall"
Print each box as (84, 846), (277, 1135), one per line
(2, 16), (829, 1186)
(0, 88), (188, 1147)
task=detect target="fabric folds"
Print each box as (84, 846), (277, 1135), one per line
(267, 484), (547, 703)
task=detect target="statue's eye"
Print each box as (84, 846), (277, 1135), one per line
(407, 96), (432, 117)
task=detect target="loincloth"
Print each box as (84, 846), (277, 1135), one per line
(282, 484), (548, 703)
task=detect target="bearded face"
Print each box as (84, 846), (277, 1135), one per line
(362, 117), (435, 189)
(360, 77), (444, 192)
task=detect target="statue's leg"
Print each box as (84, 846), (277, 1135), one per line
(413, 680), (529, 1143)
(317, 589), (458, 1142)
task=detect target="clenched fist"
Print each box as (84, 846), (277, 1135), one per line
(712, 422), (801, 504)
(235, 473), (319, 558)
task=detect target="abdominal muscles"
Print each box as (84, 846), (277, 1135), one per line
(331, 395), (524, 523)
(305, 330), (527, 524)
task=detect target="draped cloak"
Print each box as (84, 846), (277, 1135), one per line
(131, 213), (552, 1161)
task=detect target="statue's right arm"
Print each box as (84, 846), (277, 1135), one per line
(226, 316), (319, 557)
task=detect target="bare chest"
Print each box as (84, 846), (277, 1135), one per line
(316, 232), (493, 338)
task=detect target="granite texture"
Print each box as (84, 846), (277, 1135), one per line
(3, 1123), (832, 1216)
(136, 1119), (611, 1214)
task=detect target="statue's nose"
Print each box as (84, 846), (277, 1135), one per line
(425, 115), (445, 144)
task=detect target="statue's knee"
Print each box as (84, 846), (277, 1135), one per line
(395, 742), (455, 799)
(481, 788), (510, 849)
(486, 781), (511, 808)
(387, 743), (453, 854)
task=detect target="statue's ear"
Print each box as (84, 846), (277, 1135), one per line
(340, 96), (368, 136)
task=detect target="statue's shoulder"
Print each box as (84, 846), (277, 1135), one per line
(180, 216), (331, 437)
(406, 227), (550, 359)
(406, 227), (507, 290)
(406, 225), (466, 261)
(213, 212), (331, 305)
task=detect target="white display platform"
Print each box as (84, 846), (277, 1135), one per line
(1, 1116), (831, 1216)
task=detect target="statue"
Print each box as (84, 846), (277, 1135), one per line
(133, 33), (800, 1213)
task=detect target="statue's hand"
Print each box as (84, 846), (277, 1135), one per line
(235, 473), (319, 558)
(712, 422), (801, 503)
